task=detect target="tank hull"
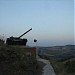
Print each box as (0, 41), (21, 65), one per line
(6, 38), (27, 46)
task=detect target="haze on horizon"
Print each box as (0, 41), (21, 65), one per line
(0, 0), (74, 47)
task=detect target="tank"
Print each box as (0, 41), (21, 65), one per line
(6, 28), (32, 46)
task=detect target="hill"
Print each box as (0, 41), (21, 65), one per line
(38, 45), (75, 61)
(50, 58), (75, 75)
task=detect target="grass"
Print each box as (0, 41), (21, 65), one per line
(0, 45), (42, 75)
(50, 58), (75, 75)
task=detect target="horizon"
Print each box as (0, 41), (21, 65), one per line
(0, 0), (74, 46)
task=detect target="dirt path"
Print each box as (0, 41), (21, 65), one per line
(37, 58), (56, 75)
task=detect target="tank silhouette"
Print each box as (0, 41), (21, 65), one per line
(6, 28), (32, 46)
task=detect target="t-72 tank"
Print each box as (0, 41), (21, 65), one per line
(6, 28), (32, 46)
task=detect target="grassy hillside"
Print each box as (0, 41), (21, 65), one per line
(50, 58), (75, 75)
(0, 45), (42, 75)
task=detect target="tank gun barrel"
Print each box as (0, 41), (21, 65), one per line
(18, 28), (32, 38)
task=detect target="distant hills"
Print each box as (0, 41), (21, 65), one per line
(38, 45), (75, 61)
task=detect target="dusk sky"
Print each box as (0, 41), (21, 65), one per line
(0, 0), (74, 46)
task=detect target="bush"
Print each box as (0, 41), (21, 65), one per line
(0, 39), (4, 45)
(0, 46), (38, 75)
(64, 60), (75, 73)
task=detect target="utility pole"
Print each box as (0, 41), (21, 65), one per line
(34, 39), (38, 59)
